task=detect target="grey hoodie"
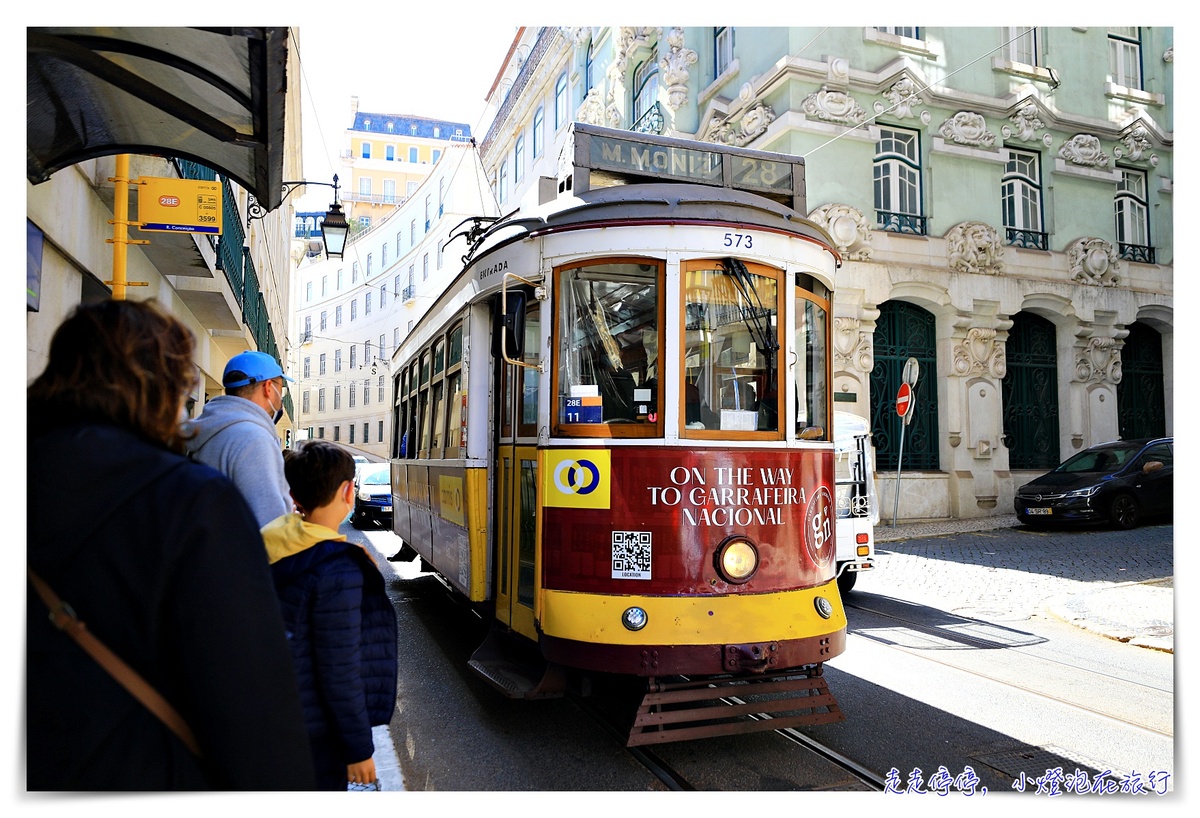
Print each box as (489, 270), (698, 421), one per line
(184, 395), (293, 527)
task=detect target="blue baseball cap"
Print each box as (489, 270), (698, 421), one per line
(223, 350), (294, 388)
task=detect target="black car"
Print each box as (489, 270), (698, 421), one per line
(1014, 437), (1172, 529)
(352, 463), (393, 529)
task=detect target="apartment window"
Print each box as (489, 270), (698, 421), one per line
(379, 334), (386, 358)
(318, 388), (326, 412)
(438, 178), (445, 214)
(874, 126), (925, 235)
(364, 377), (371, 406)
(321, 276), (327, 296)
(304, 356), (311, 378)
(396, 232), (402, 256)
(319, 353), (327, 375)
(337, 269), (344, 289)
(423, 254), (429, 281)
(334, 386), (341, 410)
(715, 27), (734, 76)
(433, 149), (441, 163)
(320, 310), (327, 330)
(303, 315), (311, 338)
(408, 265), (415, 288)
(367, 254), (373, 276)
(335, 349), (342, 372)
(586, 39), (597, 91)
(407, 181), (418, 197)
(379, 420), (384, 441)
(424, 195), (431, 231)
(349, 423), (355, 444)
(379, 376), (385, 403)
(365, 292), (372, 315)
(305, 281), (312, 302)
(360, 217), (370, 230)
(514, 136), (525, 185)
(364, 423), (370, 444)
(1002, 149), (1047, 250)
(498, 160), (509, 204)
(361, 142), (371, 159)
(333, 426), (340, 442)
(350, 382), (356, 409)
(317, 426), (324, 439)
(875, 26), (919, 39)
(409, 147), (418, 162)
(410, 219), (416, 244)
(381, 243), (388, 268)
(302, 391), (310, 414)
(633, 60), (659, 124)
(437, 241), (444, 269)
(394, 327), (400, 347)
(380, 283), (387, 307)
(533, 106), (545, 157)
(350, 345), (357, 369)
(1005, 27), (1038, 66)
(394, 274), (401, 300)
(351, 299), (357, 321)
(352, 262), (359, 283)
(1109, 27), (1143, 89)
(386, 144), (395, 161)
(554, 71), (568, 128)
(335, 306), (343, 327)
(359, 177), (372, 196)
(1116, 168), (1154, 263)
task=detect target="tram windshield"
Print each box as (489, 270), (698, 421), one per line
(683, 260), (781, 434)
(557, 261), (660, 428)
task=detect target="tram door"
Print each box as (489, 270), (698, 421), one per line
(494, 297), (541, 640)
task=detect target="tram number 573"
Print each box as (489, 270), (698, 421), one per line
(723, 232), (754, 248)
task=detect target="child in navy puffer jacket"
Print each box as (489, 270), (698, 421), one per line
(261, 441), (398, 790)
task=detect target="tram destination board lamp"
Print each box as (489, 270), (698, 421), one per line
(247, 174), (349, 259)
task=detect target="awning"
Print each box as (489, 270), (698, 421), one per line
(27, 27), (289, 211)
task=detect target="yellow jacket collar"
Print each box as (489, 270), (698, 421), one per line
(260, 513), (347, 565)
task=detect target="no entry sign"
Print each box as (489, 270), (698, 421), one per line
(895, 382), (913, 420)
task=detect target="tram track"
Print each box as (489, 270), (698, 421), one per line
(844, 598), (1173, 738)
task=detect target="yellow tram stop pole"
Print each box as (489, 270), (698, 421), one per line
(106, 154), (150, 300)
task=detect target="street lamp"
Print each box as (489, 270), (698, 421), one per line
(247, 174), (349, 259)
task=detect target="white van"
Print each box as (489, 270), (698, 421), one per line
(833, 411), (877, 593)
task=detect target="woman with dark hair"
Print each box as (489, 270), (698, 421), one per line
(27, 299), (316, 790)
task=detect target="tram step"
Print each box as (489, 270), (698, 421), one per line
(627, 671), (844, 746)
(467, 625), (567, 700)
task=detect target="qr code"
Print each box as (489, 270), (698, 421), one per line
(612, 531), (651, 580)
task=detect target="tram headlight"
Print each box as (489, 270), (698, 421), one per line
(715, 536), (759, 584)
(621, 607), (648, 631)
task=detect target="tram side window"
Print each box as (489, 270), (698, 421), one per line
(418, 352), (432, 455)
(444, 324), (464, 458)
(430, 339), (446, 455)
(556, 261), (660, 433)
(795, 278), (830, 439)
(683, 260), (781, 435)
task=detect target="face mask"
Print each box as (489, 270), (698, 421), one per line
(268, 382), (284, 424)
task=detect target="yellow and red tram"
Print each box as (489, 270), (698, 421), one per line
(390, 124), (845, 744)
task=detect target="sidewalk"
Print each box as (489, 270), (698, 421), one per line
(871, 514), (1174, 653)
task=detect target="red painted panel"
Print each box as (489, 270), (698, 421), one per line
(542, 447), (834, 594)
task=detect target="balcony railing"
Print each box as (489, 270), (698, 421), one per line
(402, 284), (416, 302)
(632, 102), (665, 135)
(1006, 227), (1049, 251)
(876, 211), (928, 236)
(1119, 243), (1156, 264)
(343, 191), (407, 205)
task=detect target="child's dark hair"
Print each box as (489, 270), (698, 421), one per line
(283, 440), (355, 513)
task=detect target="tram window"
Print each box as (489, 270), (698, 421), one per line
(448, 324), (463, 367)
(519, 305), (540, 436)
(420, 352), (430, 386)
(682, 260), (781, 436)
(795, 294), (830, 439)
(430, 381), (445, 453)
(418, 388), (432, 454)
(555, 261), (661, 435)
(444, 371), (462, 457)
(433, 339), (445, 376)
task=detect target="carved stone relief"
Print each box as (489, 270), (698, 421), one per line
(809, 203), (873, 260)
(833, 317), (874, 374)
(1067, 238), (1122, 287)
(801, 86), (867, 126)
(702, 102), (776, 147)
(1058, 134), (1110, 167)
(577, 87), (606, 126)
(946, 221), (1005, 275)
(951, 328), (1007, 379)
(938, 111), (996, 147)
(876, 78), (925, 120)
(1074, 336), (1123, 384)
(1001, 102), (1044, 142)
(1114, 123), (1152, 162)
(659, 27), (697, 111)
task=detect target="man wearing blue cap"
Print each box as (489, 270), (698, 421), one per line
(184, 350), (295, 527)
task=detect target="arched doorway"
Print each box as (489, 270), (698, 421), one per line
(870, 301), (939, 469)
(1118, 322), (1166, 440)
(1001, 312), (1060, 469)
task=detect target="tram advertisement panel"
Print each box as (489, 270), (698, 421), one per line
(542, 447), (834, 595)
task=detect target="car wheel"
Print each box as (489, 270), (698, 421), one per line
(1109, 493), (1140, 530)
(836, 569), (857, 595)
(350, 508), (365, 530)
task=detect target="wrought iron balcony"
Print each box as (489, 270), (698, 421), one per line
(876, 211), (928, 236)
(402, 284), (416, 302)
(1006, 227), (1049, 251)
(1119, 243), (1156, 264)
(632, 102), (664, 135)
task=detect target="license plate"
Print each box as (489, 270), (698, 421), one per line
(382, 505), (392, 512)
(1025, 507), (1052, 515)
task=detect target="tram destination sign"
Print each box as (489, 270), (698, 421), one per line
(567, 124), (804, 211)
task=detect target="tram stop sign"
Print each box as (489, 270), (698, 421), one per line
(896, 382), (914, 424)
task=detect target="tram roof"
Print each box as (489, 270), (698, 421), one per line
(468, 181), (837, 265)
